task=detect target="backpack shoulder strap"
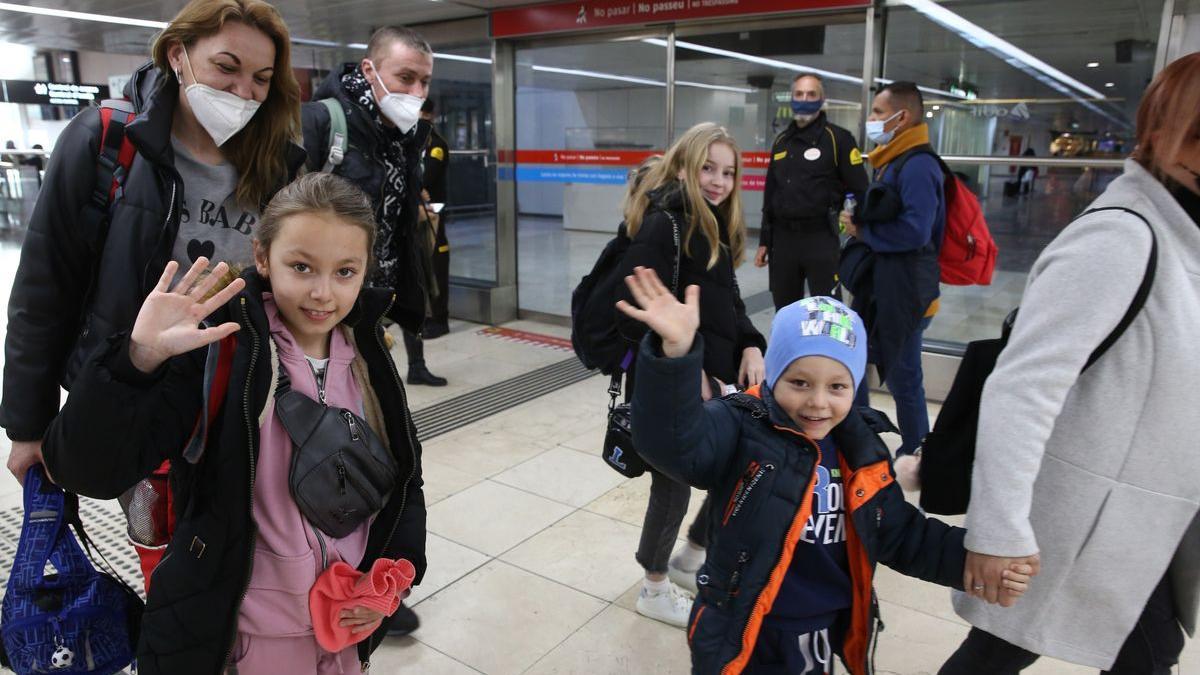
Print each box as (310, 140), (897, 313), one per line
(319, 98), (348, 173)
(884, 144), (937, 180)
(659, 208), (682, 295)
(83, 99), (138, 233)
(1080, 207), (1157, 372)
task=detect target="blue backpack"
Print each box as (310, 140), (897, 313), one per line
(0, 467), (141, 674)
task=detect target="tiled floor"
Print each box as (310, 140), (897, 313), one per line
(0, 244), (1196, 673)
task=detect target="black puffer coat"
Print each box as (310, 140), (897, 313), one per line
(617, 183), (766, 384)
(0, 61), (305, 443)
(42, 271), (427, 675)
(300, 65), (428, 334)
(632, 334), (966, 675)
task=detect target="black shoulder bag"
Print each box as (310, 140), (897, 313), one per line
(274, 365), (400, 538)
(602, 209), (681, 478)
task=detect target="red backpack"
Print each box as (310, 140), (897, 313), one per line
(889, 147), (998, 286)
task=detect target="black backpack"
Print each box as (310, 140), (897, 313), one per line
(918, 207), (1157, 515)
(571, 214), (680, 375)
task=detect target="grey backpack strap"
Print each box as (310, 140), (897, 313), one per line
(661, 209), (682, 294)
(319, 98), (348, 173)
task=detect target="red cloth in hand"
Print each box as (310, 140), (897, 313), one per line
(309, 557), (416, 652)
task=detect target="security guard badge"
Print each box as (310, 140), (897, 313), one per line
(431, 147), (445, 161)
(773, 150), (788, 161)
(850, 148), (864, 165)
(804, 148), (822, 161)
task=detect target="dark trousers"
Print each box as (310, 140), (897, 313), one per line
(768, 226), (841, 310)
(626, 365), (710, 573)
(855, 315), (932, 456)
(402, 329), (425, 367)
(635, 470), (710, 573)
(431, 215), (450, 325)
(939, 574), (1184, 675)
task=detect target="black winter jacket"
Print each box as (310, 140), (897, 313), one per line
(300, 65), (428, 334)
(761, 113), (868, 243)
(617, 183), (766, 384)
(42, 271), (427, 675)
(0, 61), (305, 443)
(632, 335), (966, 675)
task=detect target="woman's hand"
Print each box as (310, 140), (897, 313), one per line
(738, 347), (765, 388)
(339, 605), (386, 634)
(128, 258), (245, 374)
(615, 266), (700, 359)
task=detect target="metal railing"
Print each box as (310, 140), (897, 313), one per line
(939, 154), (1126, 169)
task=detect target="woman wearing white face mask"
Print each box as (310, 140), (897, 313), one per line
(1, 0), (304, 569)
(301, 27), (448, 389)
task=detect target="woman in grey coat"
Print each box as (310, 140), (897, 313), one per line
(941, 53), (1200, 673)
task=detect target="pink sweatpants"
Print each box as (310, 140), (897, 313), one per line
(225, 632), (361, 675)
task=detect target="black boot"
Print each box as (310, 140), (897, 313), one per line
(407, 360), (448, 386)
(386, 603), (420, 637)
(423, 320), (449, 339)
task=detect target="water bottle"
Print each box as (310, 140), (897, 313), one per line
(840, 193), (857, 236)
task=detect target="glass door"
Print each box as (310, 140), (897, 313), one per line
(514, 35), (669, 317)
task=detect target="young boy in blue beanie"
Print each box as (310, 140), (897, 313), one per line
(616, 267), (1033, 675)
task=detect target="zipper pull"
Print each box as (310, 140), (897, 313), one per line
(337, 457), (347, 495)
(345, 411), (361, 441)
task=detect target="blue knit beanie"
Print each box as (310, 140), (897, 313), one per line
(764, 296), (867, 392)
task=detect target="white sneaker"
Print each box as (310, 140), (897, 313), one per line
(636, 581), (695, 628)
(667, 559), (700, 595)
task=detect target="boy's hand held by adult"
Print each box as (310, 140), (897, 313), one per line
(616, 266), (700, 359)
(129, 258), (245, 374)
(964, 550), (1041, 607)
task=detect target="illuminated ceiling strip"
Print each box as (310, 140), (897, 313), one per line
(0, 2), (166, 28)
(532, 64), (662, 87)
(645, 38), (966, 100)
(530, 65), (752, 93)
(901, 0), (1105, 100)
(435, 53), (493, 64)
(292, 38), (342, 48)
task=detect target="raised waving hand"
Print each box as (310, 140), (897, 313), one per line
(128, 258), (246, 374)
(615, 266), (700, 359)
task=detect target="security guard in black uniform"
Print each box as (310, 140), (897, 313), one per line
(419, 99), (451, 338)
(755, 74), (868, 308)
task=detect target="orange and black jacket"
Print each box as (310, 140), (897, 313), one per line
(631, 334), (966, 675)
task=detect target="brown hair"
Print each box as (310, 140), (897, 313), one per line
(256, 172), (378, 268)
(367, 26), (432, 64)
(1134, 53), (1200, 178)
(152, 0), (300, 211)
(625, 123), (747, 270)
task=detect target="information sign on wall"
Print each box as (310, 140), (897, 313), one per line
(0, 80), (110, 106)
(491, 0), (869, 38)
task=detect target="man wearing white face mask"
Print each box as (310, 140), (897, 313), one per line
(838, 81), (945, 464)
(301, 25), (447, 388)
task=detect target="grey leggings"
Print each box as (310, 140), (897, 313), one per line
(635, 470), (710, 573)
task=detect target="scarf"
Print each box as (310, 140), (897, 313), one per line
(340, 66), (414, 289)
(867, 123), (932, 171)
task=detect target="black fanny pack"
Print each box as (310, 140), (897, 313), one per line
(274, 365), (399, 538)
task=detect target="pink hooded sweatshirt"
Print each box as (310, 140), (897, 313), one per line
(236, 297), (374, 638)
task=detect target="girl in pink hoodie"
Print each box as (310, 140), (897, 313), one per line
(44, 172), (426, 675)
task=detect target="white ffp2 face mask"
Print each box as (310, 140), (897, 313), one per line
(368, 60), (424, 134)
(180, 47), (262, 147)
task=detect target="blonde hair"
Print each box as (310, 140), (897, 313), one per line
(152, 0), (301, 211)
(625, 123), (746, 270)
(620, 155), (662, 222)
(1134, 53), (1200, 179)
(256, 172), (378, 268)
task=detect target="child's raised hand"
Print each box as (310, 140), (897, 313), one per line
(615, 266), (700, 358)
(997, 562), (1036, 608)
(128, 258), (245, 374)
